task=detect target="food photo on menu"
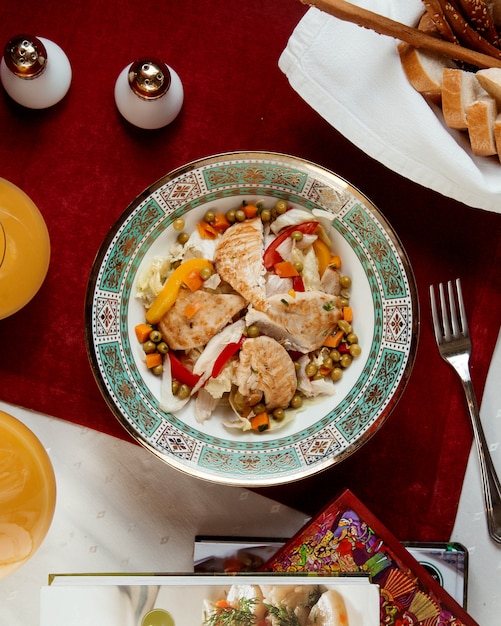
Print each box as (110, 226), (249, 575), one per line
(1, 1), (500, 625)
(39, 575), (380, 625)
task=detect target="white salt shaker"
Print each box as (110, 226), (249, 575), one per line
(114, 58), (183, 129)
(0, 34), (71, 109)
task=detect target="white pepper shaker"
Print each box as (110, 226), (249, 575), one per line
(114, 58), (183, 129)
(0, 34), (71, 108)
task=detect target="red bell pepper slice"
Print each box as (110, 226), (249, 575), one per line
(292, 275), (305, 292)
(263, 221), (319, 270)
(211, 336), (245, 378)
(168, 352), (201, 387)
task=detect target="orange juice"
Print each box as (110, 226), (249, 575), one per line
(0, 178), (50, 319)
(0, 410), (56, 578)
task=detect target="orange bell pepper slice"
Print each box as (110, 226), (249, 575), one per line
(274, 260), (299, 278)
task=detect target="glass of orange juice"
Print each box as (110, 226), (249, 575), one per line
(0, 177), (50, 320)
(0, 409), (56, 578)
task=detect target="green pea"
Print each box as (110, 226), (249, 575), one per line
(290, 230), (303, 242)
(173, 217), (185, 231)
(305, 362), (318, 377)
(330, 349), (341, 362)
(260, 208), (272, 222)
(245, 324), (260, 338)
(235, 209), (246, 222)
(340, 354), (352, 368)
(330, 367), (343, 381)
(340, 275), (352, 288)
(290, 394), (303, 409)
(171, 380), (180, 395)
(350, 343), (362, 357)
(323, 356), (334, 370)
(253, 403), (266, 416)
(177, 384), (191, 400)
(346, 332), (358, 344)
(142, 340), (156, 354)
(337, 319), (352, 334)
(272, 408), (285, 421)
(226, 209), (236, 223)
(152, 364), (163, 376)
(177, 232), (189, 245)
(293, 261), (304, 273)
(199, 267), (212, 281)
(204, 210), (215, 223)
(157, 342), (169, 355)
(149, 329), (162, 343)
(275, 200), (288, 214)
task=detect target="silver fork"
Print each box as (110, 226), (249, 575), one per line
(430, 278), (501, 545)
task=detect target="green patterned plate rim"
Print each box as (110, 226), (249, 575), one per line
(84, 151), (419, 486)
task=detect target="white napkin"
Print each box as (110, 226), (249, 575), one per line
(279, 0), (501, 213)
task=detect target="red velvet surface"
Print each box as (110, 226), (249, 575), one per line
(1, 0), (500, 542)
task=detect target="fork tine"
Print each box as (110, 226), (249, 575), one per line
(429, 284), (443, 344)
(456, 278), (470, 338)
(447, 280), (460, 338)
(438, 282), (452, 341)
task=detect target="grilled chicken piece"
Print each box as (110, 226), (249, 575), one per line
(320, 266), (341, 297)
(235, 336), (297, 410)
(214, 217), (268, 311)
(158, 288), (246, 350)
(245, 291), (341, 353)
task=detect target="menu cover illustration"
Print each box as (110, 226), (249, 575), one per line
(262, 489), (477, 626)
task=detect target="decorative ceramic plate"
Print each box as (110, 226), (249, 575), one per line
(85, 151), (418, 486)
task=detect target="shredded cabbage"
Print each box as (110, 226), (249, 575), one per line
(135, 256), (171, 307)
(270, 208), (317, 233)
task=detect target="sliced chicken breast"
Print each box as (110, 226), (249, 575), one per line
(158, 288), (246, 350)
(320, 265), (341, 296)
(235, 336), (297, 410)
(245, 291), (341, 353)
(214, 217), (268, 311)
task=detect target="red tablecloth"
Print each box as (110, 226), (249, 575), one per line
(1, 0), (500, 542)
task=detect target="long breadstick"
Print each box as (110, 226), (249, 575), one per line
(300, 0), (501, 68)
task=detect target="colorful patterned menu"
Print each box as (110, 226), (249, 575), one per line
(262, 489), (477, 626)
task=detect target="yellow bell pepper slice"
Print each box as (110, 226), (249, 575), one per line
(145, 258), (213, 324)
(312, 238), (332, 277)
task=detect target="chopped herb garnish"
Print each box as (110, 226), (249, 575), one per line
(203, 597), (258, 625)
(265, 603), (302, 625)
(323, 300), (334, 311)
(281, 298), (289, 306)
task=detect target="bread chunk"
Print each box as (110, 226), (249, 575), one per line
(493, 113), (501, 161)
(398, 43), (455, 103)
(467, 96), (498, 155)
(442, 68), (486, 130)
(476, 67), (501, 105)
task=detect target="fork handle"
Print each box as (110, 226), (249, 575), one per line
(461, 376), (501, 544)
